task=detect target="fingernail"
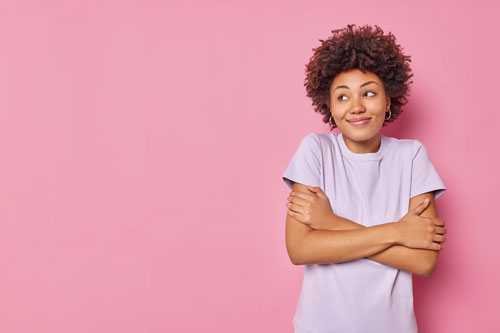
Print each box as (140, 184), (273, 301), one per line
(424, 198), (429, 204)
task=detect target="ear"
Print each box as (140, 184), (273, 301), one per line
(386, 95), (391, 109)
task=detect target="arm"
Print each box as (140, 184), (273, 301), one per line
(285, 183), (400, 265)
(317, 192), (442, 277)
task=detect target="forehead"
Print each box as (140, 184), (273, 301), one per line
(331, 69), (383, 88)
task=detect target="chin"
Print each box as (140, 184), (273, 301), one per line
(343, 128), (381, 141)
(349, 133), (375, 142)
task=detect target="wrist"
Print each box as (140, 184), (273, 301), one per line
(323, 212), (339, 231)
(386, 221), (401, 246)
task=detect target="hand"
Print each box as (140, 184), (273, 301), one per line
(286, 186), (335, 230)
(394, 198), (447, 251)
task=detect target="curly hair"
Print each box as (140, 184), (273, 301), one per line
(304, 24), (414, 129)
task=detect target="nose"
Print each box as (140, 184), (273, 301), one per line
(349, 97), (366, 114)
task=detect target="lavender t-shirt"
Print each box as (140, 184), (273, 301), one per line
(282, 132), (446, 333)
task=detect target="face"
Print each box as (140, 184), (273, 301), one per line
(329, 69), (391, 153)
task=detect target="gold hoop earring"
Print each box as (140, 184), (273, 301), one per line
(385, 109), (392, 121)
(329, 115), (335, 127)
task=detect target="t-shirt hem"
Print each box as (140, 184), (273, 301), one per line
(411, 185), (446, 200)
(283, 174), (321, 190)
(294, 321), (418, 333)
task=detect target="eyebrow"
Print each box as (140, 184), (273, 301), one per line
(333, 81), (378, 92)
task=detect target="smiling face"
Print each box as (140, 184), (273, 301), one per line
(329, 69), (391, 153)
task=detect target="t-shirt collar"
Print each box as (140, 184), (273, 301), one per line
(337, 133), (387, 161)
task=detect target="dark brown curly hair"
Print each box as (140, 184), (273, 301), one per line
(304, 24), (414, 129)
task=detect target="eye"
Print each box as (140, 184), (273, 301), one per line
(337, 91), (376, 101)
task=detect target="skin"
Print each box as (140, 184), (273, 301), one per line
(284, 69), (447, 276)
(286, 184), (447, 276)
(328, 68), (391, 154)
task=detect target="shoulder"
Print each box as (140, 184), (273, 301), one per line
(302, 132), (339, 147)
(384, 137), (434, 165)
(298, 132), (332, 151)
(384, 135), (415, 148)
(383, 135), (416, 157)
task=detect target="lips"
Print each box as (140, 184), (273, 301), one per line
(347, 117), (371, 126)
(347, 117), (371, 122)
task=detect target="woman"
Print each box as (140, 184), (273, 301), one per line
(282, 24), (447, 333)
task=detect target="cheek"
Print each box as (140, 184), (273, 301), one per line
(366, 100), (387, 113)
(330, 103), (346, 116)
(331, 110), (346, 121)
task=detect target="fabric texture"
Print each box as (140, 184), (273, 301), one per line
(282, 132), (446, 333)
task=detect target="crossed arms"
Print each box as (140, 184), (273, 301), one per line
(285, 182), (443, 277)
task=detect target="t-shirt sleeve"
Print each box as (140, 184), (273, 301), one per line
(410, 140), (447, 200)
(282, 133), (322, 190)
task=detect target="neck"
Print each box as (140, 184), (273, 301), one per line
(342, 133), (382, 154)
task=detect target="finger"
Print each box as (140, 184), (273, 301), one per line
(308, 186), (327, 199)
(287, 195), (309, 207)
(290, 193), (315, 208)
(290, 191), (315, 200)
(306, 185), (319, 193)
(412, 198), (430, 215)
(287, 209), (307, 224)
(434, 226), (446, 235)
(433, 234), (446, 243)
(287, 202), (305, 214)
(316, 190), (328, 199)
(432, 218), (445, 227)
(286, 209), (304, 223)
(431, 242), (442, 251)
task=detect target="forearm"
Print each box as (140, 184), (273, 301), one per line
(324, 215), (429, 276)
(295, 222), (398, 265)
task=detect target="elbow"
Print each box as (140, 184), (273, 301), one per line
(288, 252), (307, 266)
(286, 238), (310, 266)
(291, 258), (307, 266)
(419, 270), (432, 278)
(419, 263), (437, 278)
(417, 250), (440, 278)
(286, 227), (316, 266)
(287, 243), (310, 265)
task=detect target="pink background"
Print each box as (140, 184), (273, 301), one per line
(0, 0), (498, 332)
